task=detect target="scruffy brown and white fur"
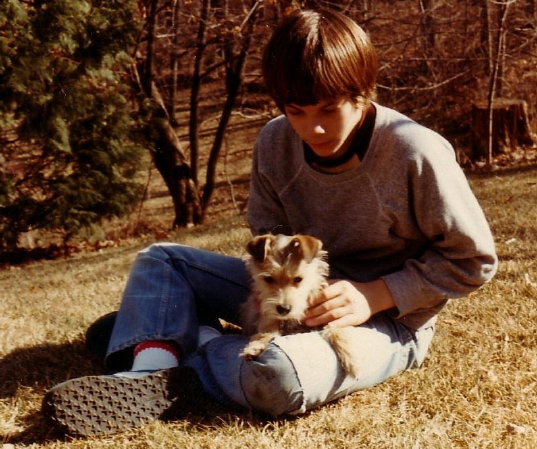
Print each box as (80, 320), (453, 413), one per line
(240, 234), (361, 378)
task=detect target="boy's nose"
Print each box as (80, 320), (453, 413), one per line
(312, 124), (325, 134)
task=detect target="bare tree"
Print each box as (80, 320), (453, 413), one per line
(188, 0), (209, 185)
(135, 0), (201, 227)
(132, 0), (263, 227)
(201, 0), (261, 216)
(168, 0), (183, 125)
(486, 0), (514, 164)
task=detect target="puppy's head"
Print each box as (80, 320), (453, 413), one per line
(245, 234), (328, 321)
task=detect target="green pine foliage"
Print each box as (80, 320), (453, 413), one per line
(0, 0), (144, 250)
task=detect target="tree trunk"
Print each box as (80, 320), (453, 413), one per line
(418, 0), (436, 77)
(142, 0), (158, 94)
(471, 99), (536, 158)
(144, 80), (203, 227)
(168, 0), (182, 125)
(200, 0), (260, 217)
(188, 0), (209, 185)
(419, 0), (436, 51)
(152, 118), (202, 227)
(485, 0), (511, 164)
(136, 0), (202, 228)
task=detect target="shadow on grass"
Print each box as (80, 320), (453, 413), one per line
(0, 340), (105, 399)
(5, 405), (286, 446)
(467, 160), (537, 179)
(0, 340), (282, 445)
(0, 339), (106, 445)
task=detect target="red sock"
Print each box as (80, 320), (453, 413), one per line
(131, 341), (180, 371)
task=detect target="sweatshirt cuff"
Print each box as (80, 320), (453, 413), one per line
(381, 269), (446, 319)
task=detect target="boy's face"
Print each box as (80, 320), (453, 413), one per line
(284, 98), (363, 159)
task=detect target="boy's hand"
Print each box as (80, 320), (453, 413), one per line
(304, 279), (395, 328)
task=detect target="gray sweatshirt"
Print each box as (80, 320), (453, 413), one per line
(247, 103), (498, 330)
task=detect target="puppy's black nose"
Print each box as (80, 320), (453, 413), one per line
(276, 305), (291, 316)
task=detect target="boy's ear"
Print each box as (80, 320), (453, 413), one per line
(287, 235), (322, 263)
(246, 234), (275, 262)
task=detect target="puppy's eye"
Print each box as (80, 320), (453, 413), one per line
(263, 275), (275, 284)
(293, 276), (303, 284)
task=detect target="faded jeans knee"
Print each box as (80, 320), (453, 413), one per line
(240, 342), (304, 416)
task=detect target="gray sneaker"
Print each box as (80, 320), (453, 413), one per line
(42, 366), (211, 436)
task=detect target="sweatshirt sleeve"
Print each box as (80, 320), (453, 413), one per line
(381, 134), (498, 318)
(246, 124), (292, 237)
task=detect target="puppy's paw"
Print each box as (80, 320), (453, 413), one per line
(240, 333), (275, 359)
(240, 341), (267, 359)
(323, 327), (361, 379)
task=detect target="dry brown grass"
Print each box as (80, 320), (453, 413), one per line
(1, 165), (537, 448)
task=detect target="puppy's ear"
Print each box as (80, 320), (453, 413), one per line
(288, 235), (322, 263)
(246, 234), (274, 262)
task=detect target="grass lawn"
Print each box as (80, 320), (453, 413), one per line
(1, 166), (536, 448)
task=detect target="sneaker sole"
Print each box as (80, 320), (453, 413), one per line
(42, 368), (185, 437)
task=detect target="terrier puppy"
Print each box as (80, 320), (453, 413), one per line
(240, 234), (361, 378)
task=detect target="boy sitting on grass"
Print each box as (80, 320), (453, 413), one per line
(42, 8), (497, 437)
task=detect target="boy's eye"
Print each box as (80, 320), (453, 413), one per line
(285, 107), (302, 116)
(322, 105), (337, 114)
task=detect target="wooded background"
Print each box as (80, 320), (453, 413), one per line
(1, 0), (536, 252)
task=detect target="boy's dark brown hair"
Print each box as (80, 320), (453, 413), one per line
(262, 9), (378, 111)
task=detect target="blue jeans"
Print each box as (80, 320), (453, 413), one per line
(107, 243), (435, 416)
